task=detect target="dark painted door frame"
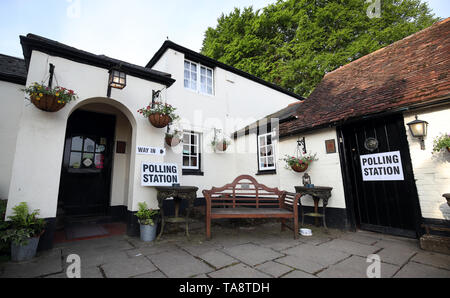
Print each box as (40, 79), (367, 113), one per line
(58, 110), (116, 217)
(336, 113), (423, 238)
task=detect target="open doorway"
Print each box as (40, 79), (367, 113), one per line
(56, 105), (131, 242)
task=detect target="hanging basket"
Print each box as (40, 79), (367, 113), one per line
(31, 94), (66, 112)
(291, 163), (309, 173)
(215, 142), (228, 152)
(148, 113), (171, 128)
(165, 135), (181, 147)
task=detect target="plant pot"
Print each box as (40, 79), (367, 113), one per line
(291, 163), (309, 173)
(11, 236), (40, 262)
(215, 143), (228, 152)
(447, 147), (450, 153)
(140, 223), (157, 242)
(148, 113), (171, 128)
(165, 136), (181, 147)
(31, 94), (66, 112)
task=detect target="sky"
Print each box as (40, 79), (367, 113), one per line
(0, 0), (448, 66)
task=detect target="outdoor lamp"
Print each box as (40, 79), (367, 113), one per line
(109, 69), (127, 89)
(407, 115), (428, 150)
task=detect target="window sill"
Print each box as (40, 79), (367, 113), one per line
(182, 170), (204, 176)
(256, 170), (277, 176)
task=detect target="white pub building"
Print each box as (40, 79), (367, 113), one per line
(0, 19), (449, 251)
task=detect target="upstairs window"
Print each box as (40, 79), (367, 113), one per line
(184, 60), (214, 95)
(258, 132), (276, 171)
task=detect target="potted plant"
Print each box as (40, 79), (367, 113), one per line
(282, 153), (318, 173)
(432, 133), (450, 153)
(23, 82), (77, 112)
(165, 130), (182, 147)
(212, 138), (231, 152)
(136, 202), (159, 242)
(1, 202), (46, 262)
(138, 102), (179, 129)
(0, 200), (10, 261)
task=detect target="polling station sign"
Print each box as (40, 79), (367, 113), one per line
(360, 151), (404, 181)
(141, 163), (179, 186)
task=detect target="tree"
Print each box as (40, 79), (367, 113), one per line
(201, 0), (439, 97)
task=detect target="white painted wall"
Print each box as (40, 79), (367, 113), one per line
(152, 48), (300, 197)
(404, 105), (450, 220)
(0, 81), (24, 200)
(5, 50), (169, 218)
(232, 128), (347, 209)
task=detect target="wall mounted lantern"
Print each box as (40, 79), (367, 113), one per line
(407, 115), (428, 150)
(107, 69), (127, 97)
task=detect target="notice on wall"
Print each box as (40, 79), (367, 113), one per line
(360, 151), (404, 181)
(137, 146), (166, 156)
(141, 163), (179, 186)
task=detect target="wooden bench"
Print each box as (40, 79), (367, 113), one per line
(203, 175), (302, 240)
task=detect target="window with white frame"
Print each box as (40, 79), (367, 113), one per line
(182, 131), (201, 170)
(258, 132), (276, 171)
(184, 60), (214, 95)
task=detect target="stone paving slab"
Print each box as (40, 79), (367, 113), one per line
(394, 261), (450, 278)
(411, 251), (450, 270)
(125, 243), (179, 257)
(208, 263), (270, 278)
(317, 256), (399, 278)
(197, 250), (239, 269)
(318, 239), (381, 257)
(2, 224), (450, 279)
(132, 270), (167, 278)
(283, 243), (350, 265)
(255, 261), (293, 277)
(45, 266), (104, 278)
(101, 255), (157, 278)
(251, 236), (302, 252)
(376, 245), (417, 266)
(339, 232), (381, 245)
(62, 247), (130, 269)
(281, 270), (317, 278)
(222, 243), (284, 266)
(147, 248), (214, 278)
(1, 249), (63, 278)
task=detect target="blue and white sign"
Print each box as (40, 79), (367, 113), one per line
(141, 162), (180, 186)
(360, 151), (404, 181)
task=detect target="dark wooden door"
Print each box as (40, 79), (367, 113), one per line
(58, 110), (116, 217)
(338, 114), (421, 238)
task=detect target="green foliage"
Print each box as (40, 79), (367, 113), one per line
(137, 102), (179, 122)
(23, 82), (78, 104)
(201, 0), (439, 97)
(433, 133), (450, 153)
(1, 202), (46, 246)
(136, 202), (159, 226)
(0, 200), (11, 255)
(282, 152), (318, 169)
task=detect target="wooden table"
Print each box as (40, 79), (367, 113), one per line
(295, 186), (333, 229)
(155, 186), (198, 240)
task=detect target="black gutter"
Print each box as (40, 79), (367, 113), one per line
(146, 40), (304, 100)
(0, 72), (26, 85)
(20, 34), (175, 87)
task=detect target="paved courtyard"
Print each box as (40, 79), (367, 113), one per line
(1, 221), (449, 278)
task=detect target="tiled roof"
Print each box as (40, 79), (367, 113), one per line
(0, 54), (27, 85)
(280, 18), (450, 137)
